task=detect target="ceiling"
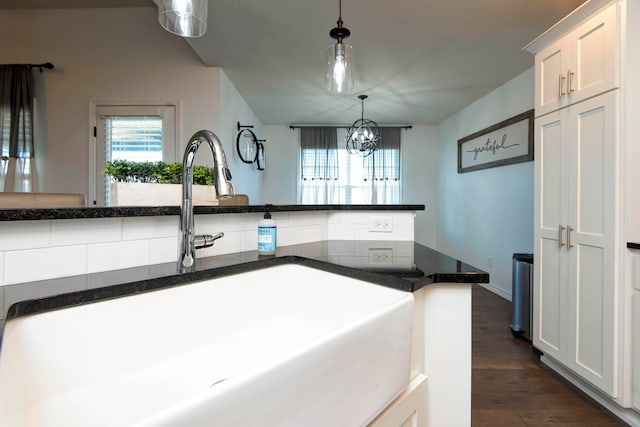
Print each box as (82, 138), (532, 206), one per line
(2, 0), (587, 125)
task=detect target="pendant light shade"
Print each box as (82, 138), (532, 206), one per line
(155, 0), (208, 38)
(326, 43), (354, 94)
(325, 0), (354, 94)
(346, 95), (380, 157)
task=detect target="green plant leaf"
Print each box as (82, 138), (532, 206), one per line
(103, 159), (215, 185)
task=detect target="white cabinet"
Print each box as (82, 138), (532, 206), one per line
(535, 2), (620, 117)
(534, 90), (619, 396)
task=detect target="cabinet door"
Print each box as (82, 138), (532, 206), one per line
(565, 91), (618, 397)
(534, 91), (619, 398)
(533, 110), (569, 359)
(534, 2), (620, 118)
(567, 2), (620, 106)
(535, 38), (569, 117)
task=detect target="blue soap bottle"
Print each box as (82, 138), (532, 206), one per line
(258, 209), (277, 256)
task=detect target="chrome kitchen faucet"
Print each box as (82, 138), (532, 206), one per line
(178, 130), (234, 272)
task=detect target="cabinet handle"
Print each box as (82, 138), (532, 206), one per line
(567, 69), (575, 94)
(567, 225), (575, 249)
(559, 225), (566, 248)
(559, 74), (566, 98)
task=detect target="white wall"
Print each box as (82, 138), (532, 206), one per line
(261, 125), (299, 204)
(435, 68), (535, 299)
(402, 125), (438, 248)
(260, 124), (438, 245)
(0, 8), (262, 203)
(216, 70), (264, 203)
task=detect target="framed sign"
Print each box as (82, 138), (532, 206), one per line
(458, 109), (534, 173)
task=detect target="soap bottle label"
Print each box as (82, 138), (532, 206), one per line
(258, 226), (277, 253)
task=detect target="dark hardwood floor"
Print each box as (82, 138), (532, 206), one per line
(471, 285), (628, 426)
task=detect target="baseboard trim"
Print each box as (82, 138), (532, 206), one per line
(540, 355), (640, 426)
(478, 282), (511, 302)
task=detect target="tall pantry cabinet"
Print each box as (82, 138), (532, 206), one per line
(527, 0), (640, 423)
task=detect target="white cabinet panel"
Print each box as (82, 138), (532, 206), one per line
(536, 41), (569, 116)
(534, 90), (618, 397)
(570, 3), (619, 101)
(539, 117), (563, 230)
(536, 237), (563, 355)
(534, 2), (620, 117)
(574, 245), (605, 375)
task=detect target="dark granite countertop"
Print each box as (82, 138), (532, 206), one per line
(0, 204), (425, 221)
(2, 241), (488, 324)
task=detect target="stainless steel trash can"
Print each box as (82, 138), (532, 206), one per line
(510, 253), (533, 341)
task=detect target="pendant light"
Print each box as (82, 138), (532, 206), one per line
(325, 0), (355, 94)
(346, 95), (380, 157)
(154, 0), (208, 38)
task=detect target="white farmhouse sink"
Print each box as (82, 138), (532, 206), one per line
(0, 263), (414, 427)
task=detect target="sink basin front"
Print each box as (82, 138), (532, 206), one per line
(0, 263), (414, 427)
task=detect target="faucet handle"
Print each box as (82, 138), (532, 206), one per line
(194, 232), (224, 249)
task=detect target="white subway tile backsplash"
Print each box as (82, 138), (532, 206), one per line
(353, 224), (371, 240)
(5, 245), (87, 284)
(270, 212), (290, 228)
(149, 237), (178, 265)
(87, 240), (149, 273)
(194, 214), (227, 234)
(2, 210), (415, 285)
(297, 225), (327, 243)
(51, 218), (122, 246)
(288, 212), (328, 227)
(329, 212), (368, 225)
(198, 230), (243, 257)
(276, 227), (296, 247)
(123, 216), (177, 240)
(327, 224), (356, 241)
(240, 229), (258, 252)
(394, 224), (414, 241)
(221, 213), (261, 232)
(0, 221), (50, 251)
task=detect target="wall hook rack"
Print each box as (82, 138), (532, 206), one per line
(236, 122), (258, 164)
(237, 122), (254, 131)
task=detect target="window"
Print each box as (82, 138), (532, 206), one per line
(299, 127), (401, 204)
(106, 116), (163, 163)
(0, 64), (35, 192)
(91, 105), (176, 206)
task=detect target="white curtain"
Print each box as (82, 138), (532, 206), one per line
(299, 127), (340, 204)
(0, 65), (36, 192)
(362, 127), (401, 204)
(0, 157), (35, 192)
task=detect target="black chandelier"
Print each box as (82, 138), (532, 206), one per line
(346, 95), (380, 157)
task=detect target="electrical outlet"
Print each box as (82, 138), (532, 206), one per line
(369, 248), (393, 264)
(488, 256), (494, 268)
(369, 217), (393, 232)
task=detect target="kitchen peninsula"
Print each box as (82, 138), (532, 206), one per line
(0, 204), (487, 426)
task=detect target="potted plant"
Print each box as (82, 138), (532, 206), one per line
(103, 160), (219, 206)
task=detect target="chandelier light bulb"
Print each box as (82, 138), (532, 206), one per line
(333, 44), (347, 92)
